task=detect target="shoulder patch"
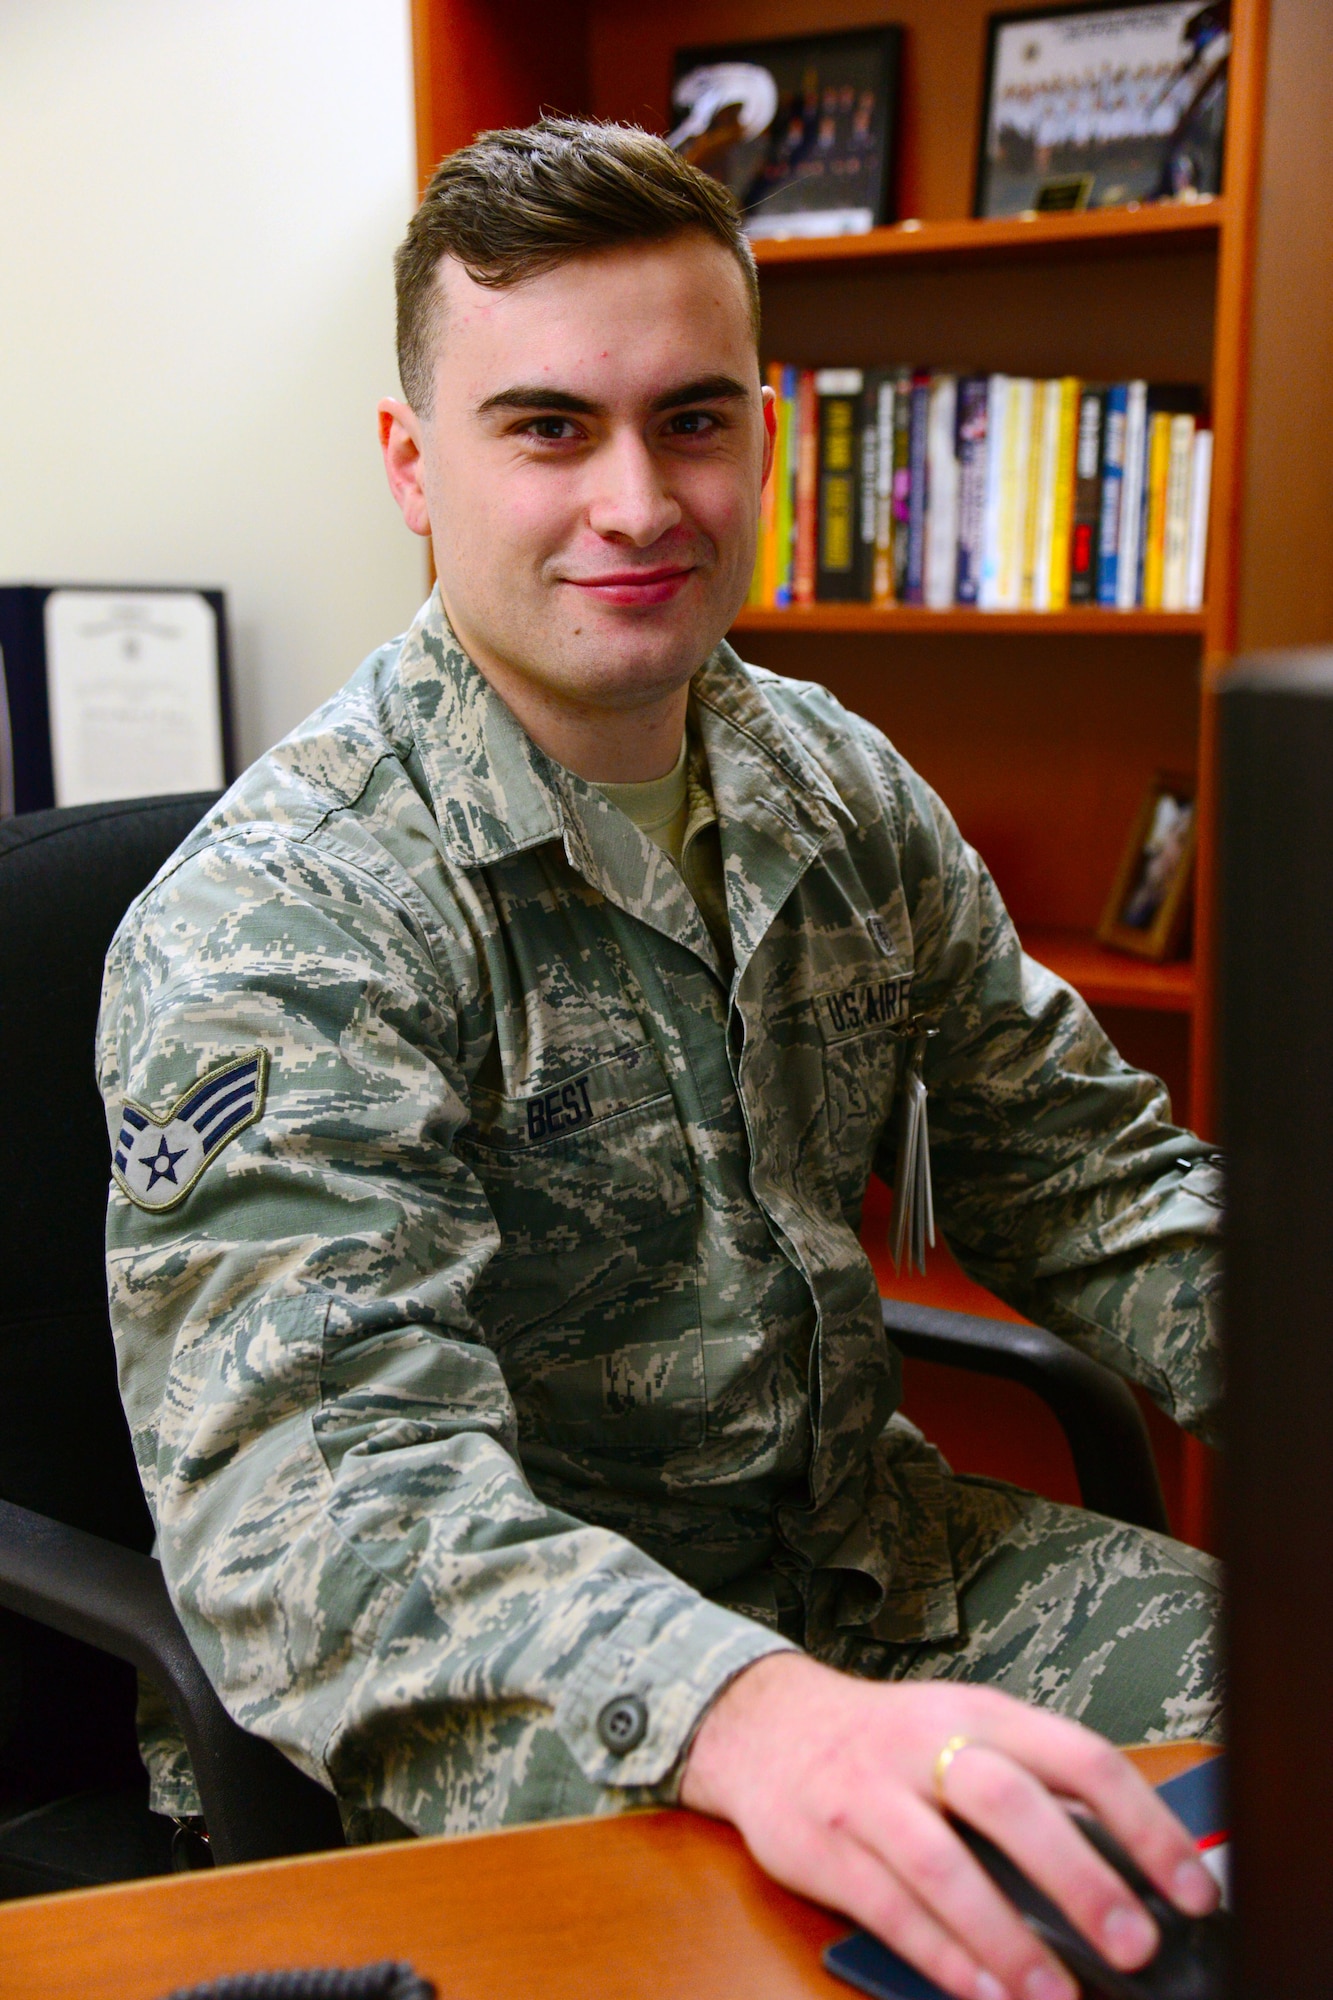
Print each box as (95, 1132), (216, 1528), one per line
(111, 1051), (268, 1213)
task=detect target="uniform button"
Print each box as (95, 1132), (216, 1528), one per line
(597, 1694), (648, 1755)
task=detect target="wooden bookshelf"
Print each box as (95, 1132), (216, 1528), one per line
(733, 607), (1207, 637)
(410, 0), (1333, 1549)
(1019, 928), (1194, 1014)
(750, 198), (1224, 270)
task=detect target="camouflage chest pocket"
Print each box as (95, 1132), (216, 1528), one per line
(456, 1043), (704, 1451)
(815, 971), (912, 1217)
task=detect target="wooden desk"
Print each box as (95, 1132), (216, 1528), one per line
(0, 1743), (1215, 2000)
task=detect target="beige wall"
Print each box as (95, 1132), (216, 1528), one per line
(0, 0), (427, 767)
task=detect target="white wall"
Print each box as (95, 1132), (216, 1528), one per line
(0, 0), (427, 767)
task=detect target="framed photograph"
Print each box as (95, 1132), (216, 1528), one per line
(670, 27), (902, 242)
(1098, 771), (1197, 959)
(975, 1), (1231, 219)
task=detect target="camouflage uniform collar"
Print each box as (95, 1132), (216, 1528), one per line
(397, 589), (852, 882)
(690, 641), (853, 841)
(397, 589), (564, 869)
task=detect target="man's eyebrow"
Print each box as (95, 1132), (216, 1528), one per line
(649, 374), (752, 413)
(474, 374), (752, 420)
(475, 386), (601, 418)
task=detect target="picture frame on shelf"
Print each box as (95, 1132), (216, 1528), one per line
(975, 0), (1231, 220)
(1098, 771), (1197, 960)
(669, 26), (902, 242)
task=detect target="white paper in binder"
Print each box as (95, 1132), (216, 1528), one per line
(44, 589), (225, 808)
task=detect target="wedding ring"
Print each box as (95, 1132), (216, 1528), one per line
(932, 1734), (974, 1808)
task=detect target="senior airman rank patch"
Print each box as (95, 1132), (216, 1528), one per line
(111, 1051), (268, 1212)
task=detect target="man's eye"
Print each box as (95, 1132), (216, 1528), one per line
(524, 417), (581, 441)
(667, 410), (721, 437)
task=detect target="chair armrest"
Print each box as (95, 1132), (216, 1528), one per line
(0, 1498), (345, 1865)
(881, 1299), (1170, 1535)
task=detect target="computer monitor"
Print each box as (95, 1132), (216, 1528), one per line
(1220, 649), (1333, 1998)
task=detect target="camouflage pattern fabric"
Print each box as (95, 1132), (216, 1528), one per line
(819, 1482), (1222, 1747)
(98, 589), (1222, 1835)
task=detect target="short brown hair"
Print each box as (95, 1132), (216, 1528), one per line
(394, 118), (760, 414)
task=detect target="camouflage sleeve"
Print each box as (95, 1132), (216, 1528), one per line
(872, 748), (1222, 1449)
(98, 827), (791, 1836)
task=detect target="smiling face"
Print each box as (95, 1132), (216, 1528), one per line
(380, 230), (773, 780)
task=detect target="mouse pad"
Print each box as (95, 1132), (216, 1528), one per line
(823, 1755), (1228, 2000)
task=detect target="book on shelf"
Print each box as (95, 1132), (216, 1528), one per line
(1116, 380), (1149, 611)
(1069, 384), (1105, 605)
(1046, 376), (1079, 611)
(924, 375), (959, 610)
(870, 369), (895, 604)
(954, 376), (988, 607)
(792, 368), (819, 607)
(890, 367), (912, 603)
(1096, 381), (1129, 607)
(746, 365), (1212, 614)
(815, 370), (863, 602)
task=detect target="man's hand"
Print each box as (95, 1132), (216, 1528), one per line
(679, 1654), (1218, 2000)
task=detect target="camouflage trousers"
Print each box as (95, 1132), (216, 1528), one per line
(817, 1485), (1223, 1747)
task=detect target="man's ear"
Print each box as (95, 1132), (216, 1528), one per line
(760, 382), (777, 489)
(379, 398), (432, 538)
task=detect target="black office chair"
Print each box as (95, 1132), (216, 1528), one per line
(881, 1298), (1168, 1535)
(0, 793), (1165, 1898)
(0, 794), (344, 1896)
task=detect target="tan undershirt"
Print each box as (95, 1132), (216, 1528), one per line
(595, 727), (733, 976)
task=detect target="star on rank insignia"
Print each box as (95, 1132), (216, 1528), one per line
(111, 1051), (268, 1212)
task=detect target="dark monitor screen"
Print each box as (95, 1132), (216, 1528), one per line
(1220, 650), (1333, 1997)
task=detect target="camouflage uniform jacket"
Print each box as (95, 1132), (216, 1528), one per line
(98, 589), (1223, 1837)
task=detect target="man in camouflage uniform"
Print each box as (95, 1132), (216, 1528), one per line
(99, 121), (1220, 2000)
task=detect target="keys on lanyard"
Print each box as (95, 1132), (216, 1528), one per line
(890, 1019), (939, 1277)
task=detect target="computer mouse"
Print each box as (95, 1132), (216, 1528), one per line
(953, 1813), (1230, 2000)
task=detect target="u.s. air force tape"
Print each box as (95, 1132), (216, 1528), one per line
(111, 1050), (268, 1213)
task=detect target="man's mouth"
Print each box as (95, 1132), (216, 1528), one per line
(562, 566), (695, 608)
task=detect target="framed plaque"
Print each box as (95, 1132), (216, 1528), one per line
(975, 1), (1230, 219)
(0, 584), (233, 816)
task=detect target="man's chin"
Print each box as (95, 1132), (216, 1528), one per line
(551, 604), (733, 701)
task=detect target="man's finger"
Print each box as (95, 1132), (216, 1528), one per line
(965, 1709), (1217, 1917)
(851, 1786), (1079, 2000)
(941, 1742), (1166, 1972)
(782, 1825), (1011, 2000)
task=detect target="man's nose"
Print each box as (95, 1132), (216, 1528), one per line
(585, 430), (683, 546)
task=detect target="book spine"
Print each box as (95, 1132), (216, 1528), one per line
(1185, 427), (1213, 611)
(856, 370), (886, 603)
(904, 369), (931, 604)
(890, 367), (913, 603)
(1115, 380), (1149, 609)
(996, 376), (1032, 610)
(1047, 377), (1079, 612)
(873, 374), (896, 604)
(1161, 411), (1196, 609)
(815, 368), (865, 602)
(793, 368), (819, 607)
(979, 374), (1009, 609)
(1069, 385), (1105, 605)
(924, 374), (959, 609)
(775, 365), (798, 605)
(1024, 379), (1057, 609)
(1142, 410), (1173, 610)
(1095, 382), (1129, 607)
(954, 376), (989, 607)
